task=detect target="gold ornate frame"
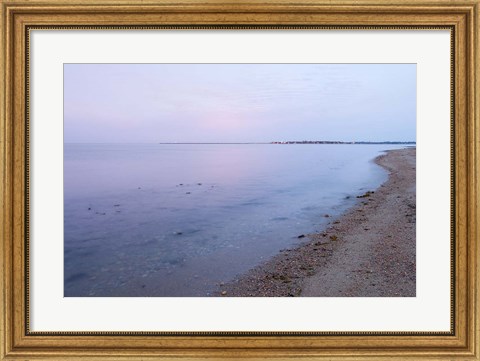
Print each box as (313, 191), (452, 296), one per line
(1, 0), (478, 359)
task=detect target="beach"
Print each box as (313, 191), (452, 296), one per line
(218, 147), (416, 297)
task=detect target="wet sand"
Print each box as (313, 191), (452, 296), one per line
(218, 147), (416, 297)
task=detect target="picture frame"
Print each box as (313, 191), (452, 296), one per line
(0, 0), (478, 359)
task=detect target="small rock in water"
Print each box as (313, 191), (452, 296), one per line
(88, 207), (91, 210)
(357, 191), (373, 198)
(186, 192), (191, 194)
(221, 291), (227, 296)
(297, 234), (305, 239)
(174, 232), (183, 235)
(114, 204), (120, 207)
(197, 183), (202, 186)
(324, 214), (330, 218)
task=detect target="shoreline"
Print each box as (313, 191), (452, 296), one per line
(217, 147), (416, 297)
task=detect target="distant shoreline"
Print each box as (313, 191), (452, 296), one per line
(218, 147), (416, 297)
(157, 141), (416, 145)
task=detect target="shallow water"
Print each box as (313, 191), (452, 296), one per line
(64, 143), (406, 296)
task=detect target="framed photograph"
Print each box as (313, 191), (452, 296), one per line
(1, 0), (478, 360)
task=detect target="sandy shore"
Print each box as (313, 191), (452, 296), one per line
(217, 147), (416, 297)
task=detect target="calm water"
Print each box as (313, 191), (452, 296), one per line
(64, 143), (406, 296)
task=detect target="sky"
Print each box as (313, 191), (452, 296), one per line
(64, 64), (416, 143)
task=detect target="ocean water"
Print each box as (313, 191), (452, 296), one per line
(64, 143), (406, 296)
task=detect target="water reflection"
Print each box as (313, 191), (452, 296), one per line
(64, 144), (402, 296)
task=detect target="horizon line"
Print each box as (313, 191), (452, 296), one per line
(64, 141), (417, 144)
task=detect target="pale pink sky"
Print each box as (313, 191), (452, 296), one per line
(64, 64), (416, 143)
